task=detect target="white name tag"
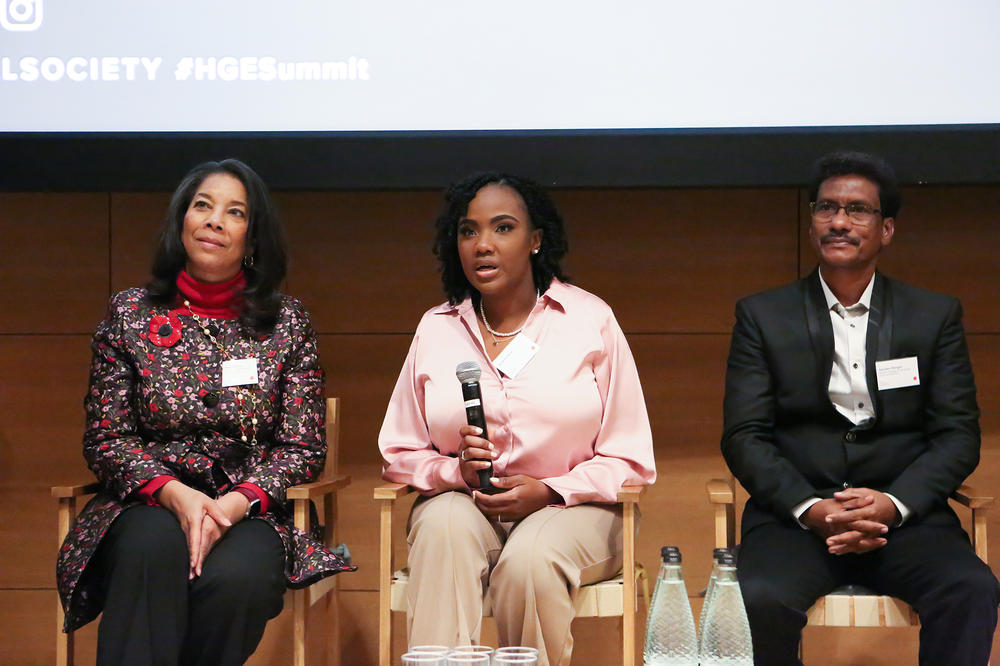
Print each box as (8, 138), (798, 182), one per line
(876, 356), (920, 390)
(494, 333), (539, 379)
(222, 358), (259, 387)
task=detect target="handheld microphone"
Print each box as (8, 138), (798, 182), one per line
(455, 361), (504, 494)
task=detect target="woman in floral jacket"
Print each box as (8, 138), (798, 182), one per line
(56, 159), (354, 666)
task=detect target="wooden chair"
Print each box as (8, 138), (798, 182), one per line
(373, 483), (650, 666)
(53, 397), (350, 666)
(706, 476), (993, 628)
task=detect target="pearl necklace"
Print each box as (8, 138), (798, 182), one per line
(479, 291), (540, 346)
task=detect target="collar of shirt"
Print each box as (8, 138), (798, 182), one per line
(430, 278), (571, 317)
(818, 269), (876, 318)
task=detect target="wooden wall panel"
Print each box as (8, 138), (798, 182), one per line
(557, 188), (800, 332)
(629, 333), (730, 460)
(0, 590), (97, 665)
(798, 186), (1000, 333)
(276, 191), (444, 334)
(318, 334), (413, 467)
(971, 336), (1000, 448)
(878, 186), (1000, 333)
(109, 192), (172, 294)
(0, 336), (94, 488)
(0, 486), (61, 589)
(0, 194), (109, 334)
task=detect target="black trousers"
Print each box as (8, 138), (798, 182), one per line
(738, 519), (1000, 666)
(90, 505), (286, 666)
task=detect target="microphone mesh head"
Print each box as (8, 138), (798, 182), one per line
(455, 361), (482, 384)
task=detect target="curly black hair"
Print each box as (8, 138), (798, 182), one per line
(146, 159), (287, 332)
(809, 150), (902, 219)
(433, 172), (569, 305)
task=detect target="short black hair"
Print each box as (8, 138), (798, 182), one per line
(146, 159), (287, 332)
(433, 171), (569, 305)
(809, 150), (902, 218)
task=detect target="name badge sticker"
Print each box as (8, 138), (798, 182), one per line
(494, 333), (539, 379)
(222, 358), (259, 387)
(875, 356), (919, 391)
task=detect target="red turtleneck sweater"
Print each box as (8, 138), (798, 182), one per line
(176, 269), (246, 319)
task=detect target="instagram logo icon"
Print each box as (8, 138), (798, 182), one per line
(1, 0), (43, 31)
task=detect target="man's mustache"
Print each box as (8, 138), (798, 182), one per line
(820, 233), (860, 246)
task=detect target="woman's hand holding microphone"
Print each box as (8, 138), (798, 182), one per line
(458, 425), (562, 522)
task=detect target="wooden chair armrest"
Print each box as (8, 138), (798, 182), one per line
(286, 474), (351, 500)
(52, 483), (101, 498)
(706, 478), (735, 505)
(952, 485), (995, 510)
(617, 485), (647, 504)
(374, 483), (415, 501)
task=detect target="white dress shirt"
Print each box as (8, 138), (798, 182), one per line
(822, 274), (876, 425)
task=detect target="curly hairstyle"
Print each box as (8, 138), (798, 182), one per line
(809, 150), (902, 219)
(146, 159), (287, 332)
(433, 171), (569, 305)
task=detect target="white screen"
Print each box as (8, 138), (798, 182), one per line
(1, 0), (998, 132)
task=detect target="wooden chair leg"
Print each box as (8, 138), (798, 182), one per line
(57, 497), (75, 666)
(971, 507), (988, 564)
(378, 499), (393, 666)
(293, 589), (307, 666)
(326, 582), (341, 666)
(56, 604), (73, 666)
(622, 501), (636, 666)
(326, 492), (341, 666)
(293, 500), (310, 666)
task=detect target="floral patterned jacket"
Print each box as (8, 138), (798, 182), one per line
(57, 288), (355, 632)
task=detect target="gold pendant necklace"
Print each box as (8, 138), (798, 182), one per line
(184, 301), (259, 446)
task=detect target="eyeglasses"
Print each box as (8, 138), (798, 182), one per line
(809, 200), (882, 226)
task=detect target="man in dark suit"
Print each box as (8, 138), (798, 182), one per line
(721, 150), (1000, 665)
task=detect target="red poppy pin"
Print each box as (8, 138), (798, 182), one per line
(148, 311), (182, 347)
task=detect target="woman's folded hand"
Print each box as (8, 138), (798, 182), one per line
(473, 475), (562, 522)
(156, 480), (234, 578)
(191, 492), (251, 577)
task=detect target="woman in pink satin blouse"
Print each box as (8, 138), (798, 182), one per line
(378, 172), (656, 666)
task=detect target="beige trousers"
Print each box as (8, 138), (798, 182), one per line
(406, 491), (624, 666)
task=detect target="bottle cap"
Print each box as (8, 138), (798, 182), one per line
(660, 546), (682, 563)
(713, 547), (727, 562)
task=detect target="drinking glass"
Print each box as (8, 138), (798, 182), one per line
(408, 646), (451, 654)
(494, 647), (539, 657)
(492, 655), (537, 665)
(445, 654), (490, 665)
(449, 645), (494, 657)
(402, 652), (447, 665)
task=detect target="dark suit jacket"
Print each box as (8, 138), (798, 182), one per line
(721, 270), (980, 536)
